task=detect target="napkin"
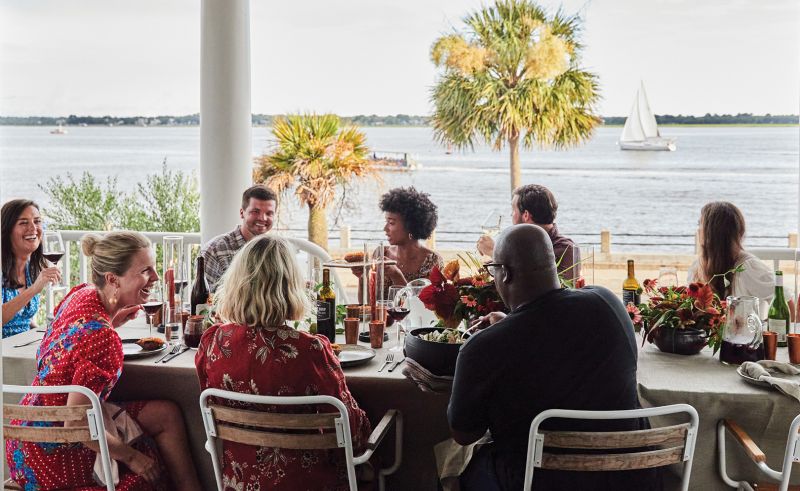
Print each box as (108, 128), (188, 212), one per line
(740, 361), (800, 402)
(434, 433), (493, 491)
(402, 357), (453, 393)
(93, 402), (144, 486)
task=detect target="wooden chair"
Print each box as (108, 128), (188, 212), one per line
(199, 388), (402, 491)
(3, 384), (114, 491)
(524, 404), (699, 491)
(285, 235), (350, 304)
(718, 416), (800, 491)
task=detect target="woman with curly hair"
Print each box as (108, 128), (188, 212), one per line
(375, 187), (443, 288)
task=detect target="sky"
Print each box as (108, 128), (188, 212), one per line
(0, 0), (798, 117)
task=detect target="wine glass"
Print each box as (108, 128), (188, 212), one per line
(142, 282), (163, 337)
(387, 285), (410, 352)
(480, 210), (503, 238)
(658, 266), (679, 288)
(42, 230), (65, 286)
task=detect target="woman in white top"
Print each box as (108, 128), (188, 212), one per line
(687, 201), (774, 317)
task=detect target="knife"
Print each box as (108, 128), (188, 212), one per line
(161, 346), (190, 363)
(387, 357), (405, 372)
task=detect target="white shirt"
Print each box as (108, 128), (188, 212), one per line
(688, 251), (775, 318)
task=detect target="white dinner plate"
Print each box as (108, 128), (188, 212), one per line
(337, 344), (376, 367)
(736, 365), (797, 389)
(121, 339), (168, 360)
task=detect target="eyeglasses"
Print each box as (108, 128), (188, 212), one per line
(483, 262), (505, 278)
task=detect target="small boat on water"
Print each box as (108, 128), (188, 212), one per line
(369, 151), (421, 171)
(618, 82), (675, 151)
(50, 124), (68, 135)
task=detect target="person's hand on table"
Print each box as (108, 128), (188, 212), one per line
(32, 267), (61, 293)
(790, 296), (800, 323)
(468, 311), (506, 334)
(476, 235), (495, 257)
(111, 304), (142, 327)
(125, 450), (161, 484)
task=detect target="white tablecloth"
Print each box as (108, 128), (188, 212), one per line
(3, 321), (450, 490)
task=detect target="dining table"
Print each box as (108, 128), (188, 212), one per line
(637, 342), (800, 490)
(2, 320), (451, 491)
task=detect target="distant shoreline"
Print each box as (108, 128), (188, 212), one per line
(1, 123), (798, 128)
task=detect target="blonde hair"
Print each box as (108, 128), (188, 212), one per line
(82, 232), (151, 287)
(214, 234), (309, 327)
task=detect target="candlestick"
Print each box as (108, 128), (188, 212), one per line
(165, 267), (176, 310)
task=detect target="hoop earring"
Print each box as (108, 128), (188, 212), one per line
(408, 233), (413, 240)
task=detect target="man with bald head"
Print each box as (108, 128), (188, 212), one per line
(448, 225), (656, 490)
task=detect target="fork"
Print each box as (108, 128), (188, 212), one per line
(378, 353), (394, 372)
(155, 344), (181, 363)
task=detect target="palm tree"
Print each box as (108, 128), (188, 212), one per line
(254, 114), (375, 249)
(430, 0), (601, 193)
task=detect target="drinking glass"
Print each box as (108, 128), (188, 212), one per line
(480, 210), (503, 237)
(142, 282), (163, 337)
(42, 230), (65, 287)
(387, 285), (411, 352)
(658, 266), (679, 288)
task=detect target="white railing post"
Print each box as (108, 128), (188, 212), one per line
(600, 230), (611, 254)
(340, 225), (351, 249)
(426, 230), (436, 250)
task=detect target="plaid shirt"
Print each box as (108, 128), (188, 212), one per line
(200, 226), (247, 293)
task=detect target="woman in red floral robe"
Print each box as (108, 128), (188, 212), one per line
(5, 232), (200, 491)
(196, 234), (371, 491)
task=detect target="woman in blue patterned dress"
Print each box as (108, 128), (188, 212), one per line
(1, 199), (61, 337)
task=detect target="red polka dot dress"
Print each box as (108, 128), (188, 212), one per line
(6, 284), (164, 490)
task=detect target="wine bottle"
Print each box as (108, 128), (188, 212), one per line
(768, 270), (790, 347)
(191, 256), (211, 316)
(316, 268), (336, 343)
(622, 259), (641, 306)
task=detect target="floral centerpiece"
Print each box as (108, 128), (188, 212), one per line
(630, 278), (728, 355)
(418, 254), (506, 337)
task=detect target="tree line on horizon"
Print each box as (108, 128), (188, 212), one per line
(0, 112), (796, 127)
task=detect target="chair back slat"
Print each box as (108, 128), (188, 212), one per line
(215, 423), (342, 449)
(4, 425), (92, 444)
(542, 423), (690, 450)
(540, 446), (685, 471)
(209, 403), (338, 430)
(3, 404), (92, 422)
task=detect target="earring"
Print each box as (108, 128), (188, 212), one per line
(408, 233), (413, 240)
(110, 289), (118, 307)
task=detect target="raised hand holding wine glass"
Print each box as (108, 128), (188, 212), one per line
(42, 230), (65, 286)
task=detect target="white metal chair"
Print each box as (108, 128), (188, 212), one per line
(285, 236), (350, 304)
(524, 404), (699, 491)
(3, 384), (115, 491)
(750, 248), (799, 273)
(199, 388), (402, 491)
(718, 416), (800, 491)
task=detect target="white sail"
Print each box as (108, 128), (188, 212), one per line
(620, 94), (645, 142)
(637, 82), (660, 138)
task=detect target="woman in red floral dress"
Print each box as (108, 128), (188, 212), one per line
(196, 234), (372, 491)
(6, 232), (200, 491)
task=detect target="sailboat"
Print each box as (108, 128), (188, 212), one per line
(618, 82), (675, 151)
(50, 124), (68, 135)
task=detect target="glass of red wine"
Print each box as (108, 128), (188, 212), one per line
(142, 282), (163, 337)
(42, 230), (65, 286)
(387, 286), (411, 352)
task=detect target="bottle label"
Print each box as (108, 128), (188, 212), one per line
(769, 318), (788, 342)
(194, 303), (210, 317)
(622, 290), (638, 306)
(775, 274), (783, 287)
(317, 301), (332, 321)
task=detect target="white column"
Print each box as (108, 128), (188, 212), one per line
(200, 0), (252, 243)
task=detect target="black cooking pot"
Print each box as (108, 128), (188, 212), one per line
(404, 327), (468, 376)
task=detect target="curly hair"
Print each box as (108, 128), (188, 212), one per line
(379, 187), (438, 240)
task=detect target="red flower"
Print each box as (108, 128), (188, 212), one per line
(687, 282), (702, 298)
(693, 284), (714, 310)
(643, 278), (658, 294)
(419, 266), (462, 328)
(575, 276), (586, 289)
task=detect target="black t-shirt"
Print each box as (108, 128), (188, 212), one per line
(448, 286), (658, 490)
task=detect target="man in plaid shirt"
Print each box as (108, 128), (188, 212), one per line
(200, 185), (278, 292)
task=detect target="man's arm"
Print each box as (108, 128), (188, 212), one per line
(447, 339), (491, 445)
